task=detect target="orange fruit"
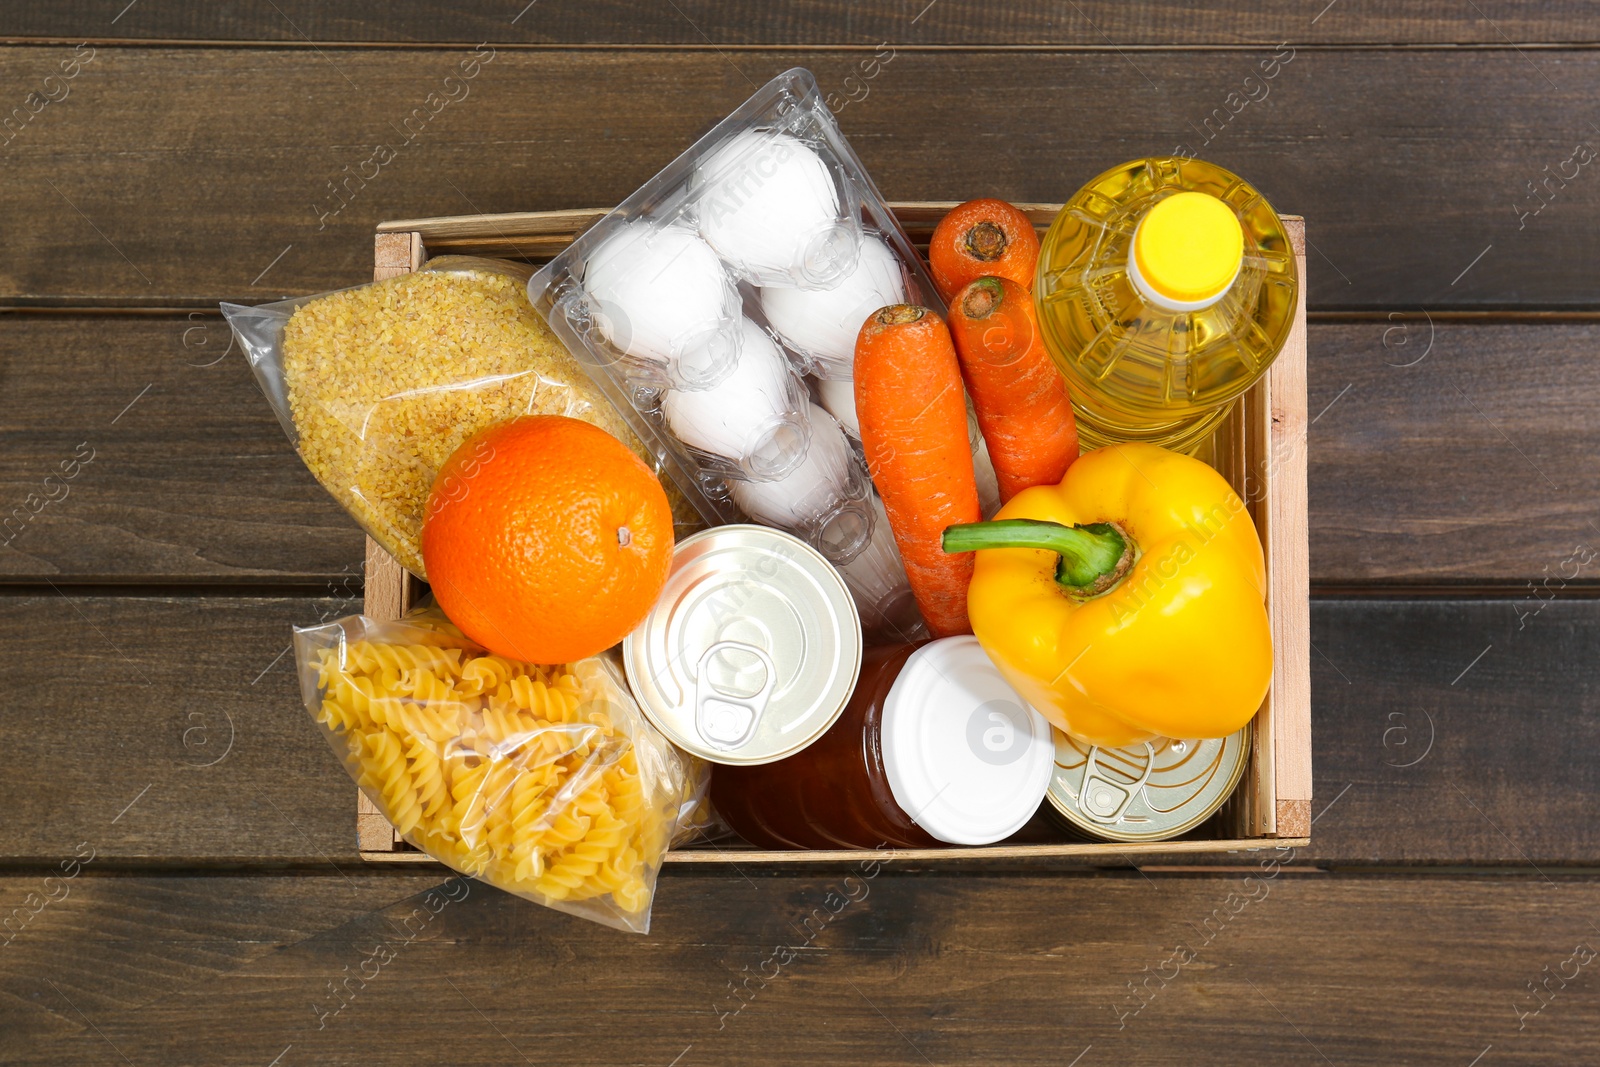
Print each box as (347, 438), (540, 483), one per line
(420, 415), (674, 663)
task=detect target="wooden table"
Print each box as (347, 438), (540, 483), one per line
(3, 6), (1597, 1064)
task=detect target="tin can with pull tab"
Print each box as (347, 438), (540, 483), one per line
(1045, 727), (1251, 842)
(623, 525), (862, 765)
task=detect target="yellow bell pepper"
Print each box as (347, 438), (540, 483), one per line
(942, 443), (1271, 747)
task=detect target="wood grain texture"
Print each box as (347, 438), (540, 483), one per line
(5, 0), (1598, 45)
(7, 314), (1599, 588)
(1277, 798), (1311, 838)
(0, 596), (363, 864)
(4, 870), (1598, 1065)
(0, 871), (444, 1035)
(1267, 220), (1313, 826)
(0, 315), (365, 582)
(0, 594), (1594, 867)
(369, 836), (1312, 867)
(1309, 599), (1600, 866)
(0, 15), (1589, 1058)
(370, 230), (422, 280)
(5, 46), (1600, 308)
(1307, 319), (1600, 586)
(1218, 218), (1314, 839)
(359, 539), (416, 624)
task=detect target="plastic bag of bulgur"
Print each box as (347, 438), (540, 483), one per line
(223, 257), (707, 579)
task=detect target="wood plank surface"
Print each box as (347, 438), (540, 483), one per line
(1307, 598), (1600, 867)
(6, 315), (1598, 588)
(7, 10), (1598, 1065)
(1263, 224), (1312, 836)
(4, 46), (1600, 309)
(1308, 317), (1600, 588)
(4, 870), (1598, 1065)
(0, 315), (364, 583)
(0, 871), (445, 1034)
(5, 1), (1598, 46)
(0, 594), (1593, 867)
(0, 596), (361, 864)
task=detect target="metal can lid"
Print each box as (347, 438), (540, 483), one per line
(622, 525), (862, 765)
(882, 636), (1056, 845)
(1046, 727), (1251, 843)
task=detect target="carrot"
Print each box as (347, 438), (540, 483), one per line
(928, 199), (1041, 303)
(948, 276), (1080, 503)
(854, 305), (980, 637)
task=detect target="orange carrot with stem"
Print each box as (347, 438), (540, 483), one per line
(854, 305), (981, 637)
(928, 199), (1041, 303)
(948, 276), (1079, 503)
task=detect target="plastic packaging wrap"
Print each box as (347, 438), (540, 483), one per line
(222, 256), (710, 579)
(294, 602), (708, 933)
(814, 376), (861, 437)
(837, 494), (929, 643)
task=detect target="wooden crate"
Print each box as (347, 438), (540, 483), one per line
(357, 204), (1311, 865)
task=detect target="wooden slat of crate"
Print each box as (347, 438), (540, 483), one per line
(357, 233), (429, 857)
(357, 206), (1311, 863)
(376, 203), (1070, 263)
(1266, 216), (1313, 837)
(1221, 216), (1313, 839)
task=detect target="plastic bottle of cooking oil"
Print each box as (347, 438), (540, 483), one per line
(1034, 157), (1298, 455)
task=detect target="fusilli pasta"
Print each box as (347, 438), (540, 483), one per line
(297, 608), (704, 930)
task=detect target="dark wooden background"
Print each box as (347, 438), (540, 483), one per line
(4, 3), (1599, 1064)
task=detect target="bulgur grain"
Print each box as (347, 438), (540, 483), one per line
(282, 266), (664, 578)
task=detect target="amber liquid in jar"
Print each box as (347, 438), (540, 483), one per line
(711, 643), (938, 850)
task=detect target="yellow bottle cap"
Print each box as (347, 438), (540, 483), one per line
(1132, 192), (1244, 306)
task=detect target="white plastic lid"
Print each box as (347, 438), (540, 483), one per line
(881, 636), (1056, 845)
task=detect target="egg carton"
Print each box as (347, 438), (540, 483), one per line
(528, 68), (943, 639)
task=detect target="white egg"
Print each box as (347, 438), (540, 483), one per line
(730, 404), (854, 529)
(582, 219), (737, 379)
(814, 376), (860, 437)
(661, 319), (808, 477)
(696, 130), (857, 289)
(762, 237), (907, 377)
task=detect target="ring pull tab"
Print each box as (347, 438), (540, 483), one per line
(694, 640), (777, 752)
(1078, 742), (1156, 823)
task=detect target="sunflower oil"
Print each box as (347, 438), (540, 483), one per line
(1034, 157), (1298, 454)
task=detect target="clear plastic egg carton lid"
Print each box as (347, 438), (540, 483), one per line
(527, 66), (937, 391)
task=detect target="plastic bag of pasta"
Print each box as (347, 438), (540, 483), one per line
(293, 601), (708, 933)
(222, 256), (705, 580)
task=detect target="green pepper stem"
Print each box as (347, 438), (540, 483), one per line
(942, 518), (1133, 595)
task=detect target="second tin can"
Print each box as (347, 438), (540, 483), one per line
(622, 524), (863, 765)
(1045, 727), (1250, 842)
